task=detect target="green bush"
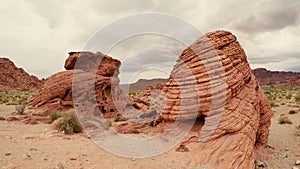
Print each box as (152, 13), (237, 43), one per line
(51, 112), (82, 134)
(50, 112), (62, 122)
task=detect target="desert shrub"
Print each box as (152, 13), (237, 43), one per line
(289, 110), (298, 114)
(296, 125), (300, 136)
(105, 119), (112, 127)
(0, 90), (37, 105)
(295, 95), (300, 102)
(269, 101), (279, 107)
(278, 116), (293, 125)
(15, 103), (26, 114)
(286, 94), (292, 100)
(51, 112), (82, 134)
(114, 114), (128, 122)
(50, 112), (62, 122)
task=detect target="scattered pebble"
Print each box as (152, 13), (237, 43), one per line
(296, 160), (300, 165)
(29, 148), (38, 152)
(293, 166), (299, 169)
(0, 116), (6, 120)
(256, 161), (266, 168)
(70, 157), (77, 160)
(23, 154), (31, 159)
(6, 116), (19, 122)
(4, 152), (11, 156)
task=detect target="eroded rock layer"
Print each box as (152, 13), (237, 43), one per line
(156, 30), (272, 168)
(0, 58), (42, 91)
(28, 52), (124, 117)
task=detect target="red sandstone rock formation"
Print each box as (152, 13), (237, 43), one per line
(152, 30), (272, 168)
(28, 52), (127, 117)
(0, 58), (42, 91)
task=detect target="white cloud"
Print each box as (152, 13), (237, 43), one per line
(0, 0), (299, 80)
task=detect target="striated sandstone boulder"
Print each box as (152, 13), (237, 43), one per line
(28, 52), (127, 117)
(0, 58), (42, 91)
(153, 30), (272, 168)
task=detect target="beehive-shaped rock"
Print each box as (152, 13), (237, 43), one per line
(156, 30), (272, 168)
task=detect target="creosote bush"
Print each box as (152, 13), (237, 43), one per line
(50, 112), (82, 134)
(15, 103), (26, 114)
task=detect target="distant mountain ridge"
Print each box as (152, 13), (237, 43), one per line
(120, 78), (167, 92)
(122, 68), (300, 91)
(252, 68), (300, 86)
(0, 58), (43, 91)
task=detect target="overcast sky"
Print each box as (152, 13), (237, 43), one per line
(0, 0), (299, 83)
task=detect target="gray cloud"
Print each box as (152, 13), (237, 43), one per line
(232, 0), (300, 33)
(0, 0), (299, 81)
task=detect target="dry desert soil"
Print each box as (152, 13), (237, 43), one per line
(0, 104), (299, 169)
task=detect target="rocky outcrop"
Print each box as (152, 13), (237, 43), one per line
(0, 58), (42, 91)
(152, 30), (272, 168)
(252, 68), (300, 86)
(28, 52), (126, 117)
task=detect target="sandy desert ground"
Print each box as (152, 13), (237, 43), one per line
(0, 103), (299, 169)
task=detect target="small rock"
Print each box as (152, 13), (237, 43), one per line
(4, 136), (12, 139)
(296, 160), (300, 165)
(132, 158), (136, 161)
(23, 118), (38, 125)
(256, 161), (266, 167)
(0, 117), (6, 120)
(4, 152), (11, 156)
(23, 154), (31, 159)
(29, 148), (38, 152)
(69, 157), (77, 160)
(6, 117), (19, 122)
(24, 136), (35, 140)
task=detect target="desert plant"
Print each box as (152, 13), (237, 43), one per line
(51, 112), (82, 134)
(269, 101), (279, 108)
(278, 116), (293, 125)
(289, 110), (298, 114)
(15, 103), (26, 114)
(105, 119), (112, 127)
(296, 125), (300, 136)
(295, 95), (300, 102)
(50, 112), (62, 122)
(286, 94), (292, 100)
(114, 114), (128, 122)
